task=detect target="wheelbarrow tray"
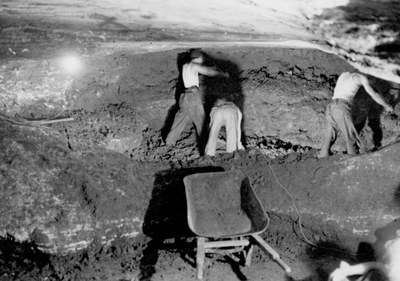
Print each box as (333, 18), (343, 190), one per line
(183, 170), (269, 238)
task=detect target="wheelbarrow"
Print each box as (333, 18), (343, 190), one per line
(183, 170), (291, 279)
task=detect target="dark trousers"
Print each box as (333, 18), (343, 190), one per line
(166, 87), (205, 145)
(320, 99), (362, 156)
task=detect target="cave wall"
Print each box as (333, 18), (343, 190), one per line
(3, 46), (398, 154)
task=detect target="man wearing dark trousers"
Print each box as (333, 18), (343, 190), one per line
(165, 48), (229, 146)
(319, 72), (393, 157)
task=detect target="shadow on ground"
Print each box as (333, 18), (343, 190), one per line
(140, 166), (225, 280)
(353, 75), (400, 150)
(302, 241), (358, 281)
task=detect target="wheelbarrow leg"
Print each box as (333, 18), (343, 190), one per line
(196, 237), (206, 279)
(250, 234), (291, 274)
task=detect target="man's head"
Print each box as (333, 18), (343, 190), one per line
(189, 48), (203, 63)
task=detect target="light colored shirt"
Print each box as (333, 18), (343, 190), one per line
(332, 72), (361, 102)
(182, 63), (199, 88)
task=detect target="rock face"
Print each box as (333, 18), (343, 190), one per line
(1, 117), (400, 254)
(0, 119), (162, 253)
(60, 47), (400, 153)
(0, 58), (74, 117)
(3, 46), (398, 155)
(251, 146), (400, 252)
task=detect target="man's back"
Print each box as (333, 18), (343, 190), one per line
(333, 72), (361, 102)
(182, 62), (200, 88)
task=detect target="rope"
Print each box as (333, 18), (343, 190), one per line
(0, 112), (73, 126)
(250, 104), (357, 257)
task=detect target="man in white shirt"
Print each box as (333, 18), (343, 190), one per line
(165, 49), (229, 146)
(319, 72), (393, 157)
(204, 99), (245, 156)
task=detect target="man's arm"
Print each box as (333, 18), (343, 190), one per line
(357, 74), (393, 112)
(329, 261), (386, 281)
(192, 63), (229, 78)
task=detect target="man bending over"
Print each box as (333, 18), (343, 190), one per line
(319, 72), (393, 157)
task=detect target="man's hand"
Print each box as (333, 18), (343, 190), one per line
(329, 268), (350, 281)
(385, 104), (394, 113)
(222, 71), (229, 78)
(328, 261), (351, 281)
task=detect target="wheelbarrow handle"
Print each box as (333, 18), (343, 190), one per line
(250, 234), (292, 274)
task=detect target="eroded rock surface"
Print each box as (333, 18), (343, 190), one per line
(2, 46), (398, 156)
(0, 119), (162, 253)
(1, 117), (399, 255)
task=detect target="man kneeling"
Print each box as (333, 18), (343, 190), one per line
(205, 99), (244, 156)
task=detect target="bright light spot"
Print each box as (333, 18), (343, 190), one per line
(60, 55), (82, 75)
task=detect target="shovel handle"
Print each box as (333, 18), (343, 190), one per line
(251, 234), (291, 274)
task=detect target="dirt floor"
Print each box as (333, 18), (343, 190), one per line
(1, 4), (399, 281)
(0, 225), (352, 281)
(0, 146), (355, 281)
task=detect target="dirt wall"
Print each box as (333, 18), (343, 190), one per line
(2, 46), (399, 155)
(2, 118), (400, 256)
